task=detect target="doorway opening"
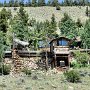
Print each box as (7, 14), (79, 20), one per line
(56, 55), (69, 67)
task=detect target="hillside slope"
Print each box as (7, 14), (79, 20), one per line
(0, 6), (89, 23)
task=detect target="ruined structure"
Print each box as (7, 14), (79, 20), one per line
(4, 39), (38, 74)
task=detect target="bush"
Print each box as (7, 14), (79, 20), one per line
(22, 68), (31, 76)
(64, 70), (80, 83)
(32, 75), (38, 80)
(14, 7), (17, 11)
(70, 60), (82, 68)
(0, 64), (11, 75)
(56, 5), (60, 10)
(74, 51), (89, 67)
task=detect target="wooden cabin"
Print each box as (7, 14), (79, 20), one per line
(50, 37), (71, 68)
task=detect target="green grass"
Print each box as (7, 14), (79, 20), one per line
(0, 68), (90, 90)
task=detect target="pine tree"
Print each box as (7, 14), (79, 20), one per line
(27, 0), (31, 6)
(19, 0), (24, 6)
(47, 0), (52, 6)
(88, 10), (90, 18)
(9, 0), (14, 7)
(18, 6), (28, 25)
(8, 2), (11, 7)
(0, 31), (6, 62)
(64, 0), (69, 6)
(49, 14), (57, 39)
(73, 0), (78, 6)
(69, 0), (73, 6)
(81, 19), (90, 48)
(84, 0), (89, 5)
(59, 13), (77, 39)
(61, 13), (70, 22)
(0, 3), (3, 7)
(78, 0), (85, 6)
(51, 0), (59, 7)
(4, 0), (7, 7)
(0, 8), (10, 33)
(12, 18), (28, 40)
(76, 18), (82, 28)
(38, 0), (45, 6)
(0, 32), (5, 46)
(51, 14), (57, 28)
(82, 0), (85, 6)
(32, 0), (37, 7)
(64, 0), (74, 6)
(14, 0), (19, 7)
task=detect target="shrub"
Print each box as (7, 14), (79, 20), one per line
(32, 75), (38, 80)
(14, 7), (17, 11)
(70, 60), (82, 68)
(0, 83), (7, 88)
(74, 51), (89, 67)
(70, 59), (77, 68)
(0, 64), (11, 75)
(56, 5), (60, 10)
(64, 70), (80, 83)
(22, 68), (31, 76)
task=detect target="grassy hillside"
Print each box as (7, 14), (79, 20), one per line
(0, 6), (89, 23)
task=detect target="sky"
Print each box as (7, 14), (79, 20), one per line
(0, 0), (63, 3)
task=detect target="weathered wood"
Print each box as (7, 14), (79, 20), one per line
(70, 49), (90, 52)
(53, 56), (68, 57)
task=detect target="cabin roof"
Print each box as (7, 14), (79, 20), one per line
(50, 36), (71, 44)
(14, 38), (29, 46)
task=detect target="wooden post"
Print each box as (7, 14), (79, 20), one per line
(45, 33), (48, 71)
(68, 54), (70, 68)
(13, 33), (15, 51)
(55, 54), (57, 67)
(86, 45), (89, 65)
(45, 47), (48, 71)
(1, 54), (3, 76)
